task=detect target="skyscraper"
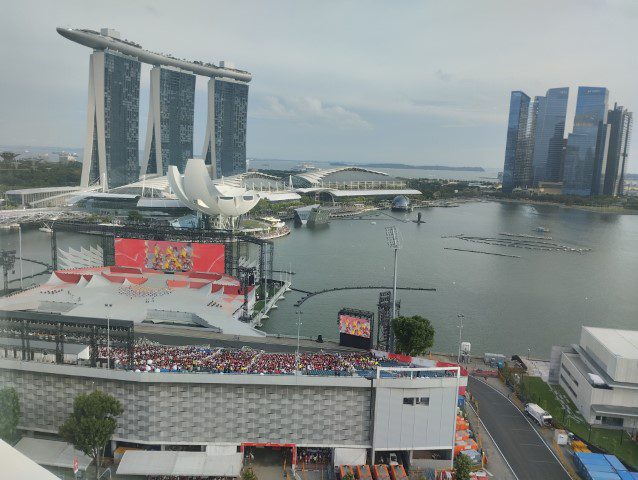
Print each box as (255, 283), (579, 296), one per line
(531, 87), (569, 184)
(562, 87), (610, 196)
(203, 77), (249, 178)
(502, 91), (531, 193)
(81, 49), (141, 189)
(603, 104), (633, 196)
(141, 66), (196, 177)
(58, 27), (252, 187)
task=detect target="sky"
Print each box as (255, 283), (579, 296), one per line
(0, 0), (636, 169)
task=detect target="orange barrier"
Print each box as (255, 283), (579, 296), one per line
(339, 465), (355, 480)
(389, 464), (408, 480)
(372, 464), (390, 480)
(355, 465), (372, 480)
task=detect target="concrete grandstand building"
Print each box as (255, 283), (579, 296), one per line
(0, 356), (462, 473)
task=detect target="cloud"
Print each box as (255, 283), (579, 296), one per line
(254, 96), (373, 131)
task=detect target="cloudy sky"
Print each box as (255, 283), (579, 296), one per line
(1, 0), (636, 169)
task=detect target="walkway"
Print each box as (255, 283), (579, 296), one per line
(467, 376), (571, 480)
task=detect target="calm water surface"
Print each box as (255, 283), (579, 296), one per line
(1, 201), (636, 357)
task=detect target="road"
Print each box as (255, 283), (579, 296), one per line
(468, 376), (571, 480)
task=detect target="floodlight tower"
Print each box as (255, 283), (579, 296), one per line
(385, 226), (402, 320)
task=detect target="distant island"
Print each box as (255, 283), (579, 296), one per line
(329, 162), (485, 172)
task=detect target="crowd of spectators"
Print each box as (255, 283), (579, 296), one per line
(147, 477), (228, 480)
(96, 343), (391, 376)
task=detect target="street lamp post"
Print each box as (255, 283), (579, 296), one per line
(295, 310), (303, 374)
(105, 303), (112, 369)
(457, 314), (465, 364)
(385, 226), (402, 320)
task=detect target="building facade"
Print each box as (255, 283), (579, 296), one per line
(203, 78), (249, 178)
(603, 104), (633, 196)
(81, 50), (141, 189)
(553, 327), (638, 434)
(562, 87), (610, 196)
(141, 66), (196, 177)
(531, 87), (569, 184)
(502, 91), (531, 193)
(0, 361), (459, 468)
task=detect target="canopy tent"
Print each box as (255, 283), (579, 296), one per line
(14, 437), (92, 471)
(333, 447), (367, 466)
(0, 439), (60, 480)
(116, 451), (243, 477)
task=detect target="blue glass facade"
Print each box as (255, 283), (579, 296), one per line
(98, 50), (140, 188)
(562, 87), (609, 196)
(604, 104), (633, 196)
(146, 68), (195, 175)
(531, 87), (569, 184)
(204, 79), (249, 177)
(502, 91), (531, 193)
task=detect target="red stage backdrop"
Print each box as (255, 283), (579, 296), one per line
(338, 314), (371, 338)
(114, 238), (225, 273)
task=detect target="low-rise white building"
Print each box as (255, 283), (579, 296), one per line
(553, 326), (638, 432)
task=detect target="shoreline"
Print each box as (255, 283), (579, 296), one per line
(487, 197), (638, 215)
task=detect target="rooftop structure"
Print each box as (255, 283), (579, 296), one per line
(292, 166), (405, 189)
(56, 28), (252, 81)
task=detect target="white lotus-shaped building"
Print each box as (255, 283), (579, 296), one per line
(168, 159), (259, 228)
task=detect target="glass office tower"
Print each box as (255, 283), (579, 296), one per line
(604, 104), (633, 196)
(203, 78), (249, 178)
(81, 50), (141, 189)
(563, 87), (609, 196)
(141, 66), (195, 176)
(502, 91), (531, 193)
(531, 87), (569, 184)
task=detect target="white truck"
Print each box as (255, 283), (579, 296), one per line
(525, 403), (553, 426)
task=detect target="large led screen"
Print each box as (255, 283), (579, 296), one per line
(338, 314), (371, 339)
(114, 238), (225, 273)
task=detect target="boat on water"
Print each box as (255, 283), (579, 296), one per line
(535, 226), (550, 233)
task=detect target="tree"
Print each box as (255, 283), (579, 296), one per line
(242, 467), (258, 480)
(453, 453), (472, 480)
(59, 390), (123, 480)
(391, 315), (435, 356)
(127, 210), (143, 222)
(0, 387), (21, 443)
(0, 151), (19, 163)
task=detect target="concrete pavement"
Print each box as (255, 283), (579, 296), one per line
(467, 376), (571, 480)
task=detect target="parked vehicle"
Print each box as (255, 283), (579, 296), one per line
(525, 403), (553, 426)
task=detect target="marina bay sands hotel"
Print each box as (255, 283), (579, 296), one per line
(57, 27), (252, 189)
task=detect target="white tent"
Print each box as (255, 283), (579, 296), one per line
(333, 448), (367, 466)
(0, 439), (60, 480)
(85, 274), (110, 288)
(117, 451), (242, 477)
(13, 437), (92, 471)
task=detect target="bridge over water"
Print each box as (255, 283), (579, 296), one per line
(290, 285), (436, 306)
